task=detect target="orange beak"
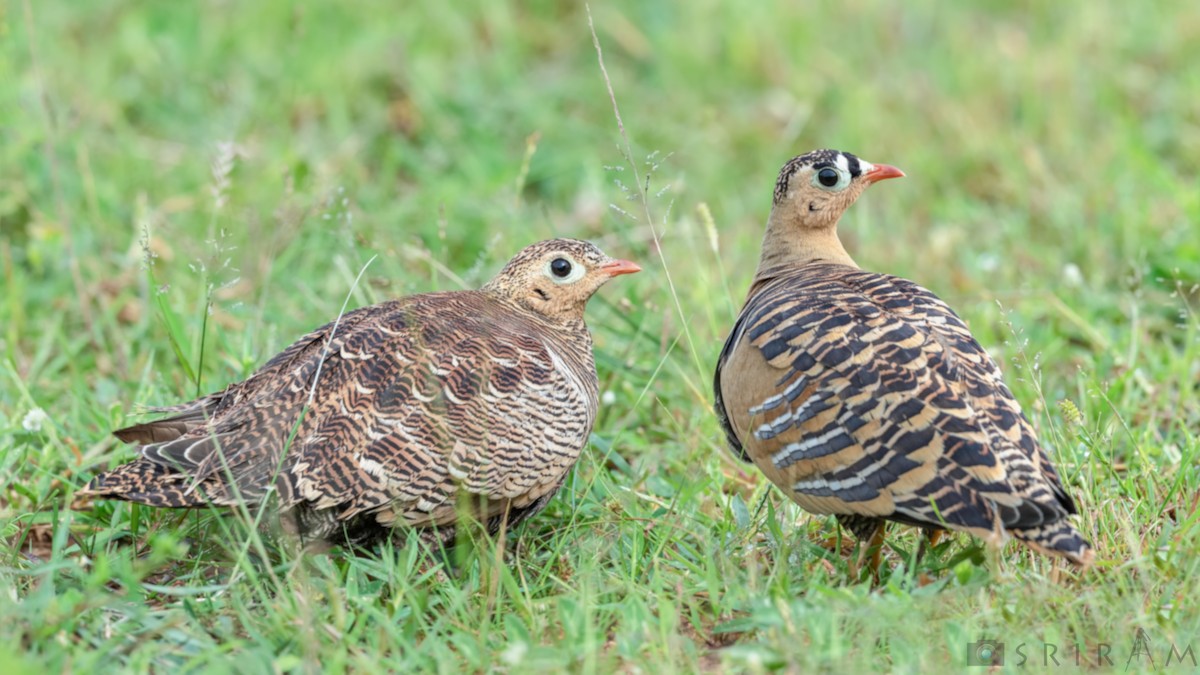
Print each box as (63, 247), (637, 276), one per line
(862, 163), (905, 185)
(600, 259), (642, 277)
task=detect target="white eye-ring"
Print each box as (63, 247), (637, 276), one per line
(811, 165), (851, 192)
(545, 255), (585, 284)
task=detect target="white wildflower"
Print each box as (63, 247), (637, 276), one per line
(1062, 263), (1084, 287)
(601, 390), (617, 406)
(500, 641), (527, 665)
(21, 407), (49, 433)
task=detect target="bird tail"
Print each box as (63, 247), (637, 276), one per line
(77, 459), (214, 508)
(1011, 519), (1094, 568)
(112, 393), (223, 444)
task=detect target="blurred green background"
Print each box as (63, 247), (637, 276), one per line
(2, 1), (1198, 672)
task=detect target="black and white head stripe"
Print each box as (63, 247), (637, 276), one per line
(772, 150), (875, 204)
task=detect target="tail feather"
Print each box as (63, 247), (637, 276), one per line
(1011, 519), (1094, 568)
(78, 459), (219, 508)
(113, 393), (225, 444)
(113, 418), (196, 444)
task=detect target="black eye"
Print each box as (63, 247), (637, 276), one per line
(817, 168), (840, 187)
(550, 258), (572, 278)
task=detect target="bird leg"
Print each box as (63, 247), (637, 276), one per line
(926, 528), (944, 548)
(839, 515), (887, 582)
(859, 523), (886, 583)
(915, 527), (944, 565)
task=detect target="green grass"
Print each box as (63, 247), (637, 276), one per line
(3, 0), (1199, 671)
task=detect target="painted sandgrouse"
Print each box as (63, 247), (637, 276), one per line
(713, 150), (1093, 572)
(81, 238), (640, 548)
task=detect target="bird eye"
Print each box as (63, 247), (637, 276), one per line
(811, 166), (850, 192)
(544, 256), (585, 284)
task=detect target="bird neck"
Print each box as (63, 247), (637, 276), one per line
(751, 208), (858, 288)
(484, 288), (590, 332)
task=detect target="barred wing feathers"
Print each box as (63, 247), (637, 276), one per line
(714, 263), (1091, 565)
(82, 292), (598, 545)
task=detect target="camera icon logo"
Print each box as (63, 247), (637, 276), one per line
(967, 639), (1005, 666)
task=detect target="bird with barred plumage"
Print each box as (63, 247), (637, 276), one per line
(713, 149), (1093, 575)
(80, 238), (640, 549)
